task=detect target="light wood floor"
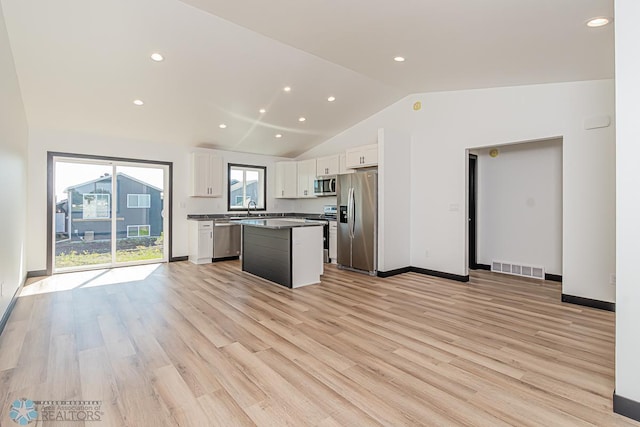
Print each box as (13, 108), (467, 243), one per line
(0, 261), (636, 426)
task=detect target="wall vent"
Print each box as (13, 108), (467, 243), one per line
(491, 260), (545, 280)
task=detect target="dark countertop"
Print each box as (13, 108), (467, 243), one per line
(187, 212), (332, 221)
(231, 218), (327, 229)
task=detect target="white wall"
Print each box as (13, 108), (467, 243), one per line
(615, 0), (640, 405)
(378, 128), (411, 272)
(0, 3), (28, 319)
(476, 139), (562, 275)
(298, 79), (615, 303)
(26, 128), (295, 272)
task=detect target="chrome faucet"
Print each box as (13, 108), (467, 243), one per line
(247, 200), (257, 216)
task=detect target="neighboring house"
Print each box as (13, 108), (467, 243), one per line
(64, 173), (162, 241)
(230, 179), (258, 208)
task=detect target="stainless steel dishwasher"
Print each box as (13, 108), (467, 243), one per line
(213, 219), (241, 260)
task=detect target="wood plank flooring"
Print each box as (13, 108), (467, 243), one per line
(0, 261), (636, 426)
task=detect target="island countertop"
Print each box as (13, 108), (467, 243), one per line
(232, 218), (327, 229)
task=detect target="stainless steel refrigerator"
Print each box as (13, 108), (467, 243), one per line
(337, 171), (377, 275)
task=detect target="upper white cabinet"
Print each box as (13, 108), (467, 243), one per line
(297, 159), (317, 198)
(275, 161), (298, 198)
(345, 144), (378, 169)
(191, 152), (223, 197)
(316, 155), (340, 177)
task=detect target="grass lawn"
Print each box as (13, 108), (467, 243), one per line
(55, 246), (164, 268)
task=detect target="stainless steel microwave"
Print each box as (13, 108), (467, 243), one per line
(314, 177), (336, 196)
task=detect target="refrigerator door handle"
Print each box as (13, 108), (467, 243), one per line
(349, 187), (356, 238)
(346, 187), (353, 238)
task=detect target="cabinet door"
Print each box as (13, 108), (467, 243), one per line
(275, 162), (297, 198)
(297, 159), (316, 198)
(192, 153), (222, 197)
(316, 155), (339, 177)
(361, 144), (378, 166)
(198, 228), (213, 259)
(191, 153), (211, 196)
(208, 155), (223, 197)
(275, 162), (286, 198)
(345, 144), (378, 168)
(345, 148), (363, 169)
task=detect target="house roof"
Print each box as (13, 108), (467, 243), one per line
(65, 172), (162, 193)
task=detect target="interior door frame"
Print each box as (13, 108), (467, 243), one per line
(468, 153), (478, 270)
(47, 152), (174, 275)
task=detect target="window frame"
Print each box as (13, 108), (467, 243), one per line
(227, 163), (267, 212)
(127, 224), (150, 237)
(82, 193), (110, 219)
(127, 193), (151, 208)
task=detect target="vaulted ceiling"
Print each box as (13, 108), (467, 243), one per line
(1, 0), (614, 157)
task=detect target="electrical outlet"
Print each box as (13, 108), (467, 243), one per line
(610, 273), (616, 286)
(424, 250), (429, 258)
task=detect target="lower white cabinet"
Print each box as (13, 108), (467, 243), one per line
(189, 220), (213, 264)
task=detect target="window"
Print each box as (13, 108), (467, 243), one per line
(127, 194), (151, 208)
(127, 225), (150, 237)
(228, 164), (266, 211)
(82, 193), (110, 219)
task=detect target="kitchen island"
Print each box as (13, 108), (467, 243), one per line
(233, 218), (325, 288)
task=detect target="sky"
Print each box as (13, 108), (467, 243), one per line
(55, 161), (165, 202)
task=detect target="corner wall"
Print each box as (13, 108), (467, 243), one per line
(0, 3), (28, 321)
(26, 128), (295, 272)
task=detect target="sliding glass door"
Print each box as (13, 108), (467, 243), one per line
(53, 156), (168, 272)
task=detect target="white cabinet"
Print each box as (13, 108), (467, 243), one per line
(191, 153), (223, 197)
(297, 159), (317, 198)
(329, 220), (337, 263)
(188, 221), (213, 264)
(275, 161), (297, 198)
(316, 155), (339, 177)
(345, 144), (378, 169)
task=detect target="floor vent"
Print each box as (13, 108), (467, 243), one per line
(491, 260), (545, 280)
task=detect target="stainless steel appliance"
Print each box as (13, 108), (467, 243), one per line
(337, 171), (377, 275)
(213, 219), (241, 260)
(323, 205), (337, 263)
(313, 177), (336, 196)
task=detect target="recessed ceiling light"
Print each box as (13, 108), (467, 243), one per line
(327, 96), (336, 102)
(298, 117), (306, 122)
(219, 124), (227, 129)
(394, 56), (406, 62)
(587, 17), (610, 27)
(150, 53), (164, 62)
(275, 134), (282, 138)
(133, 99), (144, 106)
(283, 86), (291, 92)
(259, 108), (266, 114)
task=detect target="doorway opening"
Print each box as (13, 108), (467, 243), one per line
(466, 138), (563, 277)
(48, 153), (172, 274)
(468, 153), (478, 270)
